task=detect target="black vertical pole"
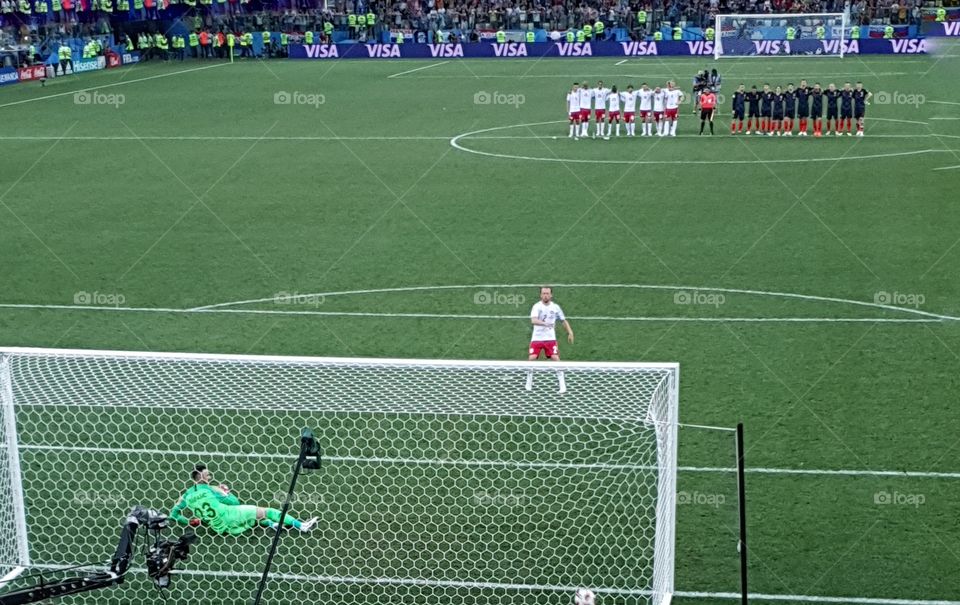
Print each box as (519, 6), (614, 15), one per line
(252, 444), (308, 605)
(736, 422), (748, 605)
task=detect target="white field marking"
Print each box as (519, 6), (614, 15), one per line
(929, 117), (960, 120)
(18, 444), (960, 479)
(403, 71), (911, 78)
(191, 282), (960, 321)
(870, 117), (928, 126)
(18, 564), (960, 605)
(0, 566), (25, 586)
(386, 60), (450, 78)
(450, 120), (951, 165)
(17, 564), (960, 605)
(615, 59), (628, 65)
(0, 304), (938, 323)
(0, 133), (945, 142)
(929, 100), (960, 106)
(0, 63), (231, 110)
(933, 165), (960, 171)
(0, 135), (452, 141)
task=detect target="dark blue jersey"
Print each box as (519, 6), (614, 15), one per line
(840, 89), (854, 111)
(732, 91), (746, 111)
(825, 89), (840, 110)
(853, 89), (869, 109)
(746, 91), (761, 111)
(784, 90), (797, 113)
(772, 93), (785, 116)
(794, 87), (810, 110)
(761, 91), (774, 112)
(810, 90), (824, 114)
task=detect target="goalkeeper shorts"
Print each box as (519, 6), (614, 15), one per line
(212, 504), (260, 535)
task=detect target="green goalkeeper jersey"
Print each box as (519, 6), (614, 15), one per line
(170, 484), (241, 529)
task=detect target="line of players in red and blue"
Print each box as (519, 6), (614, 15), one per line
(728, 80), (872, 137)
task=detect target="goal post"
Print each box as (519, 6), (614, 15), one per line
(0, 347), (679, 605)
(0, 355), (29, 584)
(714, 13), (848, 59)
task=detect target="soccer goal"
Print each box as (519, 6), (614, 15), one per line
(0, 348), (679, 605)
(714, 13), (848, 59)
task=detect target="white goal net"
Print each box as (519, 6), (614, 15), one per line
(715, 13), (848, 58)
(0, 348), (678, 605)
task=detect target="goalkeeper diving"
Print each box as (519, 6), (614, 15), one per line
(170, 464), (317, 534)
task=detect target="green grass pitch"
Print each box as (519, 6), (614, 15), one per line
(2, 44), (960, 605)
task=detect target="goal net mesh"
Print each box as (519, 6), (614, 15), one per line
(0, 349), (678, 605)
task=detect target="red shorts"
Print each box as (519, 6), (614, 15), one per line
(653, 111), (663, 121)
(569, 111), (580, 122)
(595, 109), (605, 119)
(665, 108), (678, 120)
(607, 111), (620, 120)
(623, 112), (635, 122)
(639, 110), (650, 119)
(529, 340), (559, 358)
(579, 109), (590, 121)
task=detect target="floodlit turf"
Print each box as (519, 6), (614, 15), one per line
(2, 45), (960, 605)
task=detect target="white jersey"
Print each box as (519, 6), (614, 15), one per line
(665, 88), (684, 109)
(652, 90), (666, 112)
(530, 301), (566, 342)
(638, 89), (654, 111)
(578, 88), (593, 109)
(592, 87), (609, 109)
(566, 91), (580, 113)
(606, 91), (621, 112)
(621, 90), (638, 112)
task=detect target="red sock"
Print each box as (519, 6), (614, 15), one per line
(731, 122), (736, 133)
(738, 120), (744, 132)
(815, 118), (821, 133)
(847, 118), (853, 132)
(800, 118), (806, 132)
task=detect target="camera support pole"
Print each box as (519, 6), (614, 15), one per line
(252, 429), (322, 605)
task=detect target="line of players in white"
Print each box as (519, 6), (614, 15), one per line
(566, 80), (686, 139)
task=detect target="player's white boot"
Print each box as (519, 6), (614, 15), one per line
(299, 517), (318, 532)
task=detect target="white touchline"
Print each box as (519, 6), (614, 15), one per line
(615, 59), (628, 65)
(18, 444), (960, 479)
(386, 60), (450, 78)
(0, 63), (231, 109)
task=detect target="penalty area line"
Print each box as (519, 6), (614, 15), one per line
(387, 60), (450, 78)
